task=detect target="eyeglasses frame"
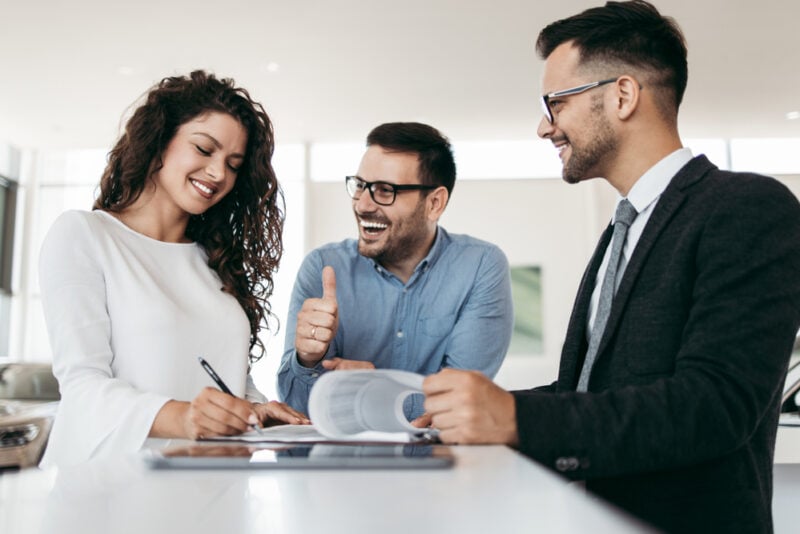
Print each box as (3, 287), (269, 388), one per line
(540, 77), (618, 124)
(345, 175), (438, 206)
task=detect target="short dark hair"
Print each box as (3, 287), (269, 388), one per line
(536, 0), (688, 116)
(366, 122), (456, 197)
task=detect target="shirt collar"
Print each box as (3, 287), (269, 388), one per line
(619, 147), (693, 218)
(415, 226), (448, 274)
(369, 226), (449, 281)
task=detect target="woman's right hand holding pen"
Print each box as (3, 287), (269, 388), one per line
(183, 387), (266, 439)
(151, 390), (311, 440)
(151, 389), (264, 440)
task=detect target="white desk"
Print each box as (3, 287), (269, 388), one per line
(0, 444), (649, 534)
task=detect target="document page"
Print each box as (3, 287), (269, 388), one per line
(308, 370), (427, 442)
(206, 370), (431, 444)
(212, 424), (328, 443)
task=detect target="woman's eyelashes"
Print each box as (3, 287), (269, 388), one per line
(195, 144), (212, 156)
(194, 144), (241, 173)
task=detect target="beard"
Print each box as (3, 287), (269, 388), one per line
(562, 103), (618, 184)
(357, 198), (430, 267)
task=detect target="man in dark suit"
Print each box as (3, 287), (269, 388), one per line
(422, 1), (800, 532)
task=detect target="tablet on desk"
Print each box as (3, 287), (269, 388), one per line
(143, 443), (454, 470)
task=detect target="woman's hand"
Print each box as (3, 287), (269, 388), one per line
(253, 400), (311, 427)
(151, 388), (262, 440)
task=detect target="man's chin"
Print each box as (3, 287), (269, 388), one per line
(563, 172), (603, 185)
(357, 239), (383, 259)
(562, 165), (592, 184)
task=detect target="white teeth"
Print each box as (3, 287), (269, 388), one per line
(191, 179), (213, 195)
(360, 220), (388, 230)
(556, 144), (568, 154)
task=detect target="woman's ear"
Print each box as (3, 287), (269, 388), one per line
(614, 75), (641, 121)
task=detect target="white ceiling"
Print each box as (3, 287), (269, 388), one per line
(1, 0), (798, 150)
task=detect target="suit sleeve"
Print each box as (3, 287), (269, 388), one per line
(513, 178), (800, 479)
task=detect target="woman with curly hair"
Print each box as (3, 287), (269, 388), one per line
(39, 70), (308, 468)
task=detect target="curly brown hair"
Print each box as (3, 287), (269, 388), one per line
(93, 70), (284, 363)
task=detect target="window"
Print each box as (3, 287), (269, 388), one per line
(0, 175), (18, 358)
(0, 175), (17, 294)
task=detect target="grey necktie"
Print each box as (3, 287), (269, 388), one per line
(576, 199), (638, 392)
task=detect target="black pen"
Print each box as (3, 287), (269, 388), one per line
(197, 356), (263, 434)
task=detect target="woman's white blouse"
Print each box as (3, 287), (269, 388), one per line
(38, 210), (265, 468)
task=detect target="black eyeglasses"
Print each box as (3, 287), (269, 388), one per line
(540, 78), (617, 124)
(345, 175), (437, 206)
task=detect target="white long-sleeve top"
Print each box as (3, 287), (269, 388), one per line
(38, 210), (266, 468)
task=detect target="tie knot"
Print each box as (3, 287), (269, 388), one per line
(614, 199), (637, 227)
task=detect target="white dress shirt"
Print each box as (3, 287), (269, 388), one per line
(587, 148), (694, 336)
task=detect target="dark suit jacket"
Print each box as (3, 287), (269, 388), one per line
(513, 156), (800, 533)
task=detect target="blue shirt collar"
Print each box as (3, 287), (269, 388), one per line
(368, 226), (449, 286)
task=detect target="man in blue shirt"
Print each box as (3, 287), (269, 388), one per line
(277, 122), (513, 419)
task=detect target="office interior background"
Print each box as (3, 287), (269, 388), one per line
(0, 0), (798, 401)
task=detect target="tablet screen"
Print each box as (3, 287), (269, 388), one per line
(143, 443), (454, 470)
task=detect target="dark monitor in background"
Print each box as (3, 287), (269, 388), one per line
(0, 175), (17, 295)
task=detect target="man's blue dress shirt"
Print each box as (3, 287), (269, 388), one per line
(277, 227), (514, 419)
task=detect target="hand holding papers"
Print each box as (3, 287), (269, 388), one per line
(208, 370), (436, 444)
(309, 369), (435, 442)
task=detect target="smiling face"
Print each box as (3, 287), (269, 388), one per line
(537, 43), (619, 184)
(150, 111), (247, 218)
(352, 145), (438, 274)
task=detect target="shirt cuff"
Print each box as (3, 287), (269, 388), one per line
(290, 349), (325, 383)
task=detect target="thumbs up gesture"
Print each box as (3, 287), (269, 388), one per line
(295, 266), (339, 367)
(321, 265), (337, 302)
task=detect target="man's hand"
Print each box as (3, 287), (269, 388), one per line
(423, 369), (519, 446)
(321, 357), (376, 371)
(295, 266), (339, 367)
(410, 412), (433, 428)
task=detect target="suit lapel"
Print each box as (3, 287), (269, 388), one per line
(592, 155), (714, 363)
